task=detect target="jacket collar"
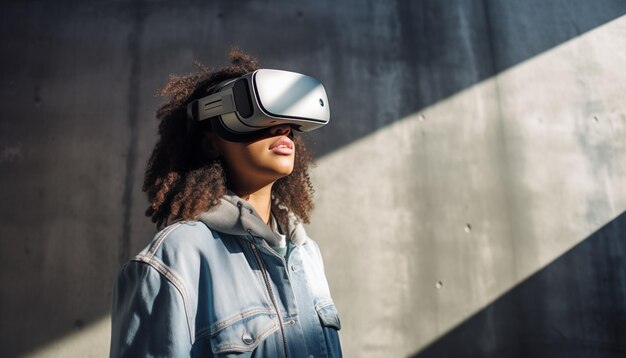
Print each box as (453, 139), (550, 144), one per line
(197, 191), (309, 247)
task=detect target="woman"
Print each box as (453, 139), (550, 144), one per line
(110, 49), (342, 357)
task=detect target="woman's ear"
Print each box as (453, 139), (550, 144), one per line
(202, 133), (221, 159)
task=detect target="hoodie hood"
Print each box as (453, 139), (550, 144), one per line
(197, 191), (309, 247)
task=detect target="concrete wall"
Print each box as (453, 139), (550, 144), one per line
(1, 1), (625, 357)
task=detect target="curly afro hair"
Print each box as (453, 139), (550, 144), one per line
(143, 49), (315, 229)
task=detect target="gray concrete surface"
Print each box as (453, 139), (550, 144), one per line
(1, 1), (625, 357)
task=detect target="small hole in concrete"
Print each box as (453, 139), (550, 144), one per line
(464, 223), (472, 233)
(593, 116), (599, 123)
(74, 319), (85, 329)
(436, 281), (443, 289)
(418, 114), (426, 122)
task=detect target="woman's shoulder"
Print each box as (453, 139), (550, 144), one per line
(140, 220), (209, 253)
(291, 223), (325, 262)
(132, 220), (228, 270)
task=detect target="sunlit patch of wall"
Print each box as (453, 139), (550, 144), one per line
(308, 15), (626, 357)
(22, 318), (110, 358)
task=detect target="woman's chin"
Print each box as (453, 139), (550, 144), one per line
(275, 166), (295, 178)
(265, 164), (294, 180)
(269, 157), (295, 176)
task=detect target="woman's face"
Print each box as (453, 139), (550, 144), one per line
(211, 124), (295, 193)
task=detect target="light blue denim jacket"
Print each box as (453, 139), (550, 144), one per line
(110, 193), (342, 357)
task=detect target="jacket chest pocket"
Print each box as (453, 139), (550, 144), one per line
(316, 302), (341, 330)
(316, 301), (343, 357)
(194, 309), (281, 357)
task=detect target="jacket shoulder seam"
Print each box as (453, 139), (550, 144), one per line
(131, 255), (195, 344)
(145, 222), (184, 261)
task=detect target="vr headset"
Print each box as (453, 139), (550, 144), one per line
(187, 69), (330, 140)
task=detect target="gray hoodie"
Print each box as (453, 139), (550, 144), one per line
(197, 191), (308, 247)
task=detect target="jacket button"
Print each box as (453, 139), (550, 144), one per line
(237, 201), (243, 208)
(290, 265), (296, 272)
(242, 333), (254, 345)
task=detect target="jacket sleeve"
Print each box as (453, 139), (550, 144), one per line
(110, 260), (192, 358)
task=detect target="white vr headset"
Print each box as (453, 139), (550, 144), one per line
(187, 69), (330, 137)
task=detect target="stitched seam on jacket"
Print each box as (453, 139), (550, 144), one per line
(146, 223), (182, 260)
(314, 299), (335, 311)
(132, 255), (195, 344)
(212, 322), (280, 354)
(195, 307), (276, 340)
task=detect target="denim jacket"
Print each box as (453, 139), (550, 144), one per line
(110, 193), (342, 357)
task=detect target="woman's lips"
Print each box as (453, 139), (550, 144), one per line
(269, 136), (294, 155)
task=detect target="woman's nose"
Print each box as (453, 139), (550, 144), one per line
(270, 124), (292, 136)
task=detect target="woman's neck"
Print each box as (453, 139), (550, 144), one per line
(234, 182), (274, 225)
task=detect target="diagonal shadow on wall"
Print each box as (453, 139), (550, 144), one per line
(1, 1), (626, 357)
(411, 211), (626, 358)
(309, 0), (626, 156)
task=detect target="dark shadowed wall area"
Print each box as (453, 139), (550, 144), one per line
(1, 1), (625, 357)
